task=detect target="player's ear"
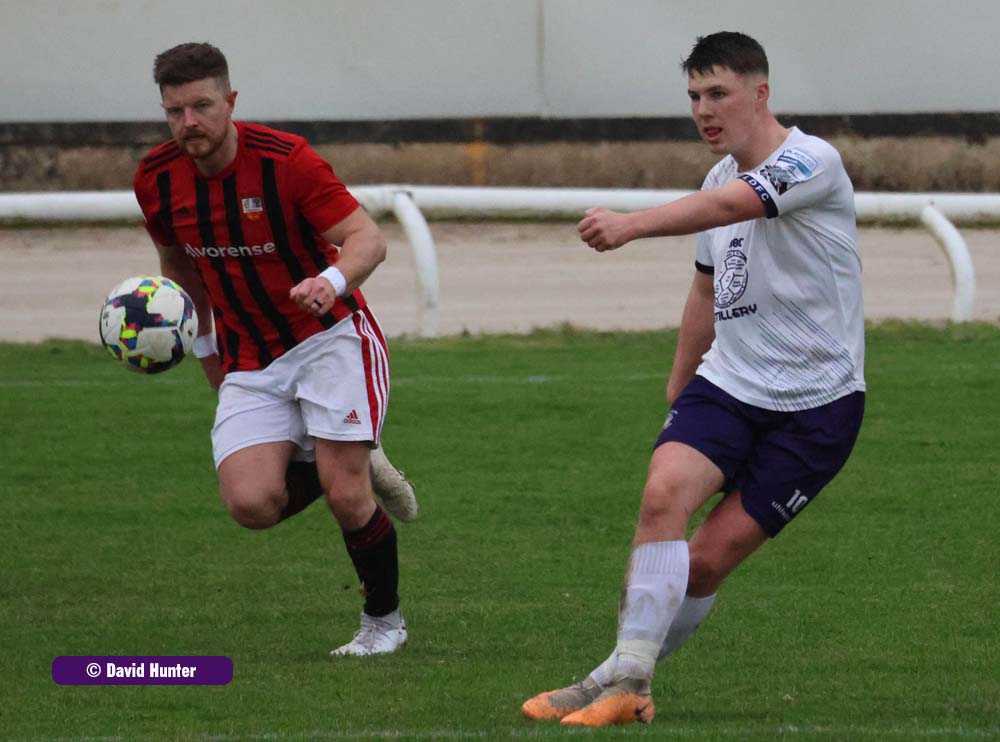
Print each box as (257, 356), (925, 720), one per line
(755, 79), (770, 105)
(227, 89), (238, 110)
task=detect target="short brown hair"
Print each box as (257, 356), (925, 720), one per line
(153, 42), (230, 90)
(682, 32), (769, 78)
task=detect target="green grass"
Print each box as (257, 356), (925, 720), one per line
(1, 324), (998, 741)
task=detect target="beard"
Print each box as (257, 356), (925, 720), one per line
(179, 131), (225, 161)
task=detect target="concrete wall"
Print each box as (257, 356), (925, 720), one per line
(2, 0), (998, 122)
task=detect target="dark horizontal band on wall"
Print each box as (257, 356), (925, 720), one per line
(1, 112), (998, 147)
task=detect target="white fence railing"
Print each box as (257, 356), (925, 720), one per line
(1, 187), (991, 335)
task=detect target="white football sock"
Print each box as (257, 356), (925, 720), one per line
(657, 593), (717, 661)
(587, 649), (617, 688)
(614, 540), (689, 681)
(589, 592), (717, 686)
(366, 607), (403, 628)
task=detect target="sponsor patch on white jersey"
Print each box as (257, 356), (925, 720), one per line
(775, 148), (819, 178)
(758, 148), (820, 195)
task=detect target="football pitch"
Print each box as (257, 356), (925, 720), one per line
(1, 324), (997, 741)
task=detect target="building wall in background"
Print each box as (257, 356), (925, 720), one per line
(1, 0), (998, 123)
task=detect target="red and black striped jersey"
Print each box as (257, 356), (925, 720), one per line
(134, 121), (368, 373)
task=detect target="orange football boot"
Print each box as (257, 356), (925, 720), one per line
(560, 677), (654, 727)
(521, 678), (601, 720)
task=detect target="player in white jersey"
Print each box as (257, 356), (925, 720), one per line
(696, 127), (865, 410)
(522, 32), (865, 727)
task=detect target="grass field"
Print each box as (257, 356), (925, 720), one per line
(1, 324), (998, 741)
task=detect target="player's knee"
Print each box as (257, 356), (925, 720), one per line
(324, 483), (371, 522)
(637, 478), (694, 530)
(222, 487), (284, 529)
(320, 447), (372, 505)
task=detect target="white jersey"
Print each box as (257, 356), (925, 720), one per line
(694, 127), (865, 412)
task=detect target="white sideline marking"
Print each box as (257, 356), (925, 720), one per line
(0, 379), (190, 387)
(393, 371), (663, 386)
(0, 372), (665, 389)
(18, 725), (1000, 741)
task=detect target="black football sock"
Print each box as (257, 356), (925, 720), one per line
(343, 505), (400, 617)
(280, 461), (324, 521)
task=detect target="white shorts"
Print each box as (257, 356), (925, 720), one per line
(211, 308), (390, 468)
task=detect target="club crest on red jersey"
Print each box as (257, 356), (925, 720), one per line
(241, 197), (264, 221)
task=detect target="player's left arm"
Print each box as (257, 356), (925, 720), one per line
(151, 239), (225, 390)
(578, 179), (765, 252)
(289, 207), (387, 316)
(666, 270), (716, 405)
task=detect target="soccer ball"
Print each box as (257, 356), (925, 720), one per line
(99, 276), (198, 373)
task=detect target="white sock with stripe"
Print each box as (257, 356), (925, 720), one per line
(588, 591), (716, 687)
(613, 540), (689, 681)
(588, 649), (617, 688)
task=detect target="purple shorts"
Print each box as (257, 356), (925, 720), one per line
(655, 376), (865, 537)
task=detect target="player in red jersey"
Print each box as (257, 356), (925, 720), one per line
(134, 42), (413, 656)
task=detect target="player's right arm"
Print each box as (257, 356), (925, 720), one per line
(579, 178), (766, 252)
(666, 270), (715, 405)
(152, 240), (225, 390)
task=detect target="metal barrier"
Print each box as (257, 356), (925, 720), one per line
(1, 186), (990, 334)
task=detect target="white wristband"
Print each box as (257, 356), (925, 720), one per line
(318, 266), (348, 297)
(192, 334), (218, 359)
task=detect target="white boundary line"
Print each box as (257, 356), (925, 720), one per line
(13, 724), (1000, 741)
(0, 372), (667, 389)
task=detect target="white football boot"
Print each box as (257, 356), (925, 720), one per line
(369, 445), (419, 522)
(331, 611), (408, 657)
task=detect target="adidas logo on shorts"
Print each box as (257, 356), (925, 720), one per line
(343, 409), (362, 425)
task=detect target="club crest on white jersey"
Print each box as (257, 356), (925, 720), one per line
(715, 238), (749, 308)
